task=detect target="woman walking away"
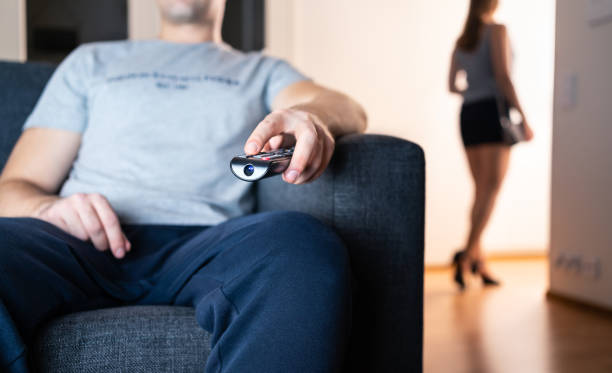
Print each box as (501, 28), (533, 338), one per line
(448, 0), (534, 290)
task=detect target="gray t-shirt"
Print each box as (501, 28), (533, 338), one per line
(24, 40), (308, 225)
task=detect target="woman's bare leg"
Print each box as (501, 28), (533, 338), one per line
(462, 147), (485, 275)
(463, 145), (510, 272)
(464, 146), (486, 256)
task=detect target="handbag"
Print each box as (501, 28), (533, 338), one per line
(496, 96), (526, 145)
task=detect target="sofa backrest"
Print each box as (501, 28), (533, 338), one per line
(0, 61), (55, 172)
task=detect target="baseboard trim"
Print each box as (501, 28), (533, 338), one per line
(546, 290), (612, 315)
(426, 250), (548, 271)
(487, 251), (548, 261)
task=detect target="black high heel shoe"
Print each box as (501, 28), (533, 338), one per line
(471, 260), (501, 286)
(452, 251), (466, 290)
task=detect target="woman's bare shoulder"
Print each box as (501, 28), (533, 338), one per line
(488, 23), (508, 44)
(489, 23), (508, 34)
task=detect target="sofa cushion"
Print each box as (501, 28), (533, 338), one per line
(0, 61), (55, 172)
(33, 306), (211, 372)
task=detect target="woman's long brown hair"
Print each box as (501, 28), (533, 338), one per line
(456, 0), (499, 52)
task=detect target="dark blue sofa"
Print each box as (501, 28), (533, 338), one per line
(0, 61), (424, 373)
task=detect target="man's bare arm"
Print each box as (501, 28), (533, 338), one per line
(271, 81), (367, 137)
(0, 128), (79, 216)
(0, 128), (131, 258)
(245, 81), (367, 184)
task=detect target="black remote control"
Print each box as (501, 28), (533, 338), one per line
(230, 147), (294, 182)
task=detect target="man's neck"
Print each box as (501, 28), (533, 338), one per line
(158, 22), (222, 44)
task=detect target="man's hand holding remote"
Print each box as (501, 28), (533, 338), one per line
(244, 108), (335, 185)
(243, 81), (367, 185)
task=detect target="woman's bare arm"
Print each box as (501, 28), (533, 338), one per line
(489, 24), (534, 139)
(489, 25), (525, 116)
(448, 49), (462, 94)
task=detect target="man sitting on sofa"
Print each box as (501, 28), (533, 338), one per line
(0, 0), (367, 372)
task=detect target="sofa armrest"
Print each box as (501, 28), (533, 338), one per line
(256, 133), (425, 372)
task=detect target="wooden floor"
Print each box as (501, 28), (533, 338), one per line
(424, 258), (612, 373)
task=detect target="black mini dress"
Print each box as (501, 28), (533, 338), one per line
(460, 97), (510, 147)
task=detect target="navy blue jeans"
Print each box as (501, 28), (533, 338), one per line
(0, 211), (351, 372)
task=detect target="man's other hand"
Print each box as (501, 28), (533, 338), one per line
(244, 108), (335, 184)
(34, 193), (131, 259)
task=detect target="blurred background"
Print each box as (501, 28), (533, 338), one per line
(123, 0), (556, 266)
(265, 0), (555, 266)
(1, 0), (611, 372)
(0, 0), (558, 265)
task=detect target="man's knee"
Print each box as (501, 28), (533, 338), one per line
(259, 211), (351, 287)
(260, 211), (345, 253)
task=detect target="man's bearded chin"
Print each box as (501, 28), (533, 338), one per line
(160, 0), (211, 24)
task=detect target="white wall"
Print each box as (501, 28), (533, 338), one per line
(550, 0), (612, 310)
(0, 0), (26, 61)
(264, 0), (293, 61)
(128, 0), (160, 40)
(266, 0), (555, 265)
